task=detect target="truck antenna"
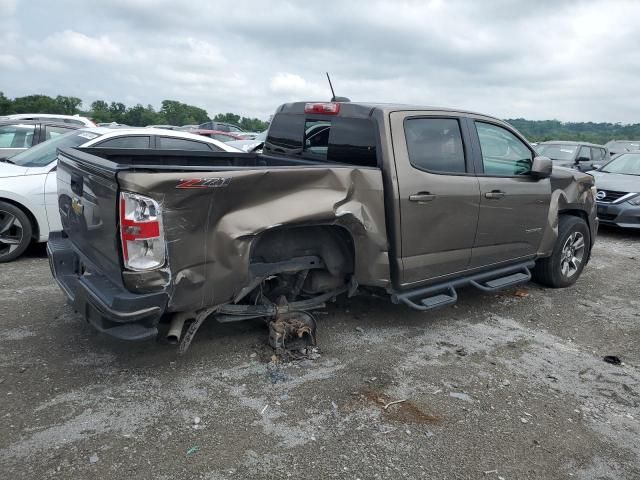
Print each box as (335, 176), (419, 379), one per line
(326, 72), (336, 101)
(325, 72), (350, 102)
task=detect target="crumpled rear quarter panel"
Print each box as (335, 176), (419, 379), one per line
(118, 167), (389, 311)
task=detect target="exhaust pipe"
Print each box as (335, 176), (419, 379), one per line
(167, 312), (190, 344)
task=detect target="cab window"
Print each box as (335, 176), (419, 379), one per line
(475, 122), (532, 176)
(404, 118), (466, 173)
(0, 124), (36, 148)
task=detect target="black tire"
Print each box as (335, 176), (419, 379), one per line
(0, 201), (33, 263)
(532, 215), (590, 288)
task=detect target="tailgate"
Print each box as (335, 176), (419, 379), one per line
(57, 147), (123, 285)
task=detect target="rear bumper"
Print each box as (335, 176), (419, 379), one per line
(47, 232), (168, 341)
(597, 202), (640, 229)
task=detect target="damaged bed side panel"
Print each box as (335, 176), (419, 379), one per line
(117, 167), (390, 311)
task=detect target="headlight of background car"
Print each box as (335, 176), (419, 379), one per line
(627, 194), (640, 206)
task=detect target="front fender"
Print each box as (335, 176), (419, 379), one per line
(537, 168), (597, 257)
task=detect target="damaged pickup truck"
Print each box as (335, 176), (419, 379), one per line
(48, 101), (598, 352)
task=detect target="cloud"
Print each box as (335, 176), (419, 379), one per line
(1, 0), (640, 122)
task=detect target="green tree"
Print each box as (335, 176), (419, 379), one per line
(160, 100), (209, 126)
(0, 92), (13, 115)
(108, 102), (127, 124)
(11, 95), (61, 114)
(55, 95), (82, 115)
(89, 100), (111, 123)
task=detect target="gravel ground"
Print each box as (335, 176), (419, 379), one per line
(1, 227), (639, 480)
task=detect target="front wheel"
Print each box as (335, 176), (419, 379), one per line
(532, 215), (590, 288)
(0, 201), (33, 263)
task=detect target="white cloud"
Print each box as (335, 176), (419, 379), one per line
(2, 0), (640, 122)
(44, 30), (122, 62)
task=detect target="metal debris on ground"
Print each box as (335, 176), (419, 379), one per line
(186, 446), (199, 456)
(268, 311), (317, 351)
(513, 288), (529, 297)
(89, 453), (98, 464)
(603, 355), (622, 365)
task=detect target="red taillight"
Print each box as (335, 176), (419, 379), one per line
(119, 192), (165, 271)
(304, 102), (340, 115)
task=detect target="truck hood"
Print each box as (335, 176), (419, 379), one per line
(589, 170), (640, 193)
(0, 162), (29, 178)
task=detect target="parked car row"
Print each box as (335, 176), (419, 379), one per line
(0, 126), (241, 262)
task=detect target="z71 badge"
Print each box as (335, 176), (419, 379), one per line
(176, 178), (231, 189)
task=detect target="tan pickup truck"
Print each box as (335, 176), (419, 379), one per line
(48, 101), (598, 350)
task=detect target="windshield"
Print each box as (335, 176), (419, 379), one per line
(9, 130), (99, 167)
(608, 141), (640, 152)
(536, 144), (577, 161)
(600, 153), (640, 175)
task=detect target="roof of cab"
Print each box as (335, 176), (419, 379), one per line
(538, 140), (606, 148)
(276, 101), (503, 122)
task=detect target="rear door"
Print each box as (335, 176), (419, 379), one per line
(468, 119), (550, 267)
(390, 112), (480, 285)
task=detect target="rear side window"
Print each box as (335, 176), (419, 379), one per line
(97, 136), (150, 149)
(265, 114), (377, 167)
(157, 137), (212, 150)
(44, 125), (75, 140)
(0, 124), (36, 148)
(404, 118), (466, 173)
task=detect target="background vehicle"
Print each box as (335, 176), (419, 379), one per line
(226, 131), (267, 152)
(535, 141), (609, 172)
(189, 129), (245, 142)
(591, 152), (640, 229)
(0, 128), (239, 262)
(0, 113), (95, 127)
(604, 140), (640, 157)
(198, 121), (244, 133)
(0, 120), (79, 160)
(145, 124), (179, 130)
(49, 101), (596, 345)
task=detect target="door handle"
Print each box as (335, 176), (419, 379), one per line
(484, 190), (506, 199)
(409, 192), (436, 202)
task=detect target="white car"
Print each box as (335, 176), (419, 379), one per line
(0, 127), (240, 262)
(0, 114), (96, 127)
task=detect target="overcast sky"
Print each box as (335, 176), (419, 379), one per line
(1, 0), (639, 122)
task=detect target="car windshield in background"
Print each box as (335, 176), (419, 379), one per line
(600, 153), (640, 176)
(536, 144), (577, 161)
(9, 130), (98, 167)
(609, 141), (640, 152)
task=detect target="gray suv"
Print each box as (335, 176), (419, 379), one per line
(535, 141), (609, 172)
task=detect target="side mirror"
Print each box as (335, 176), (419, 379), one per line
(577, 156), (590, 162)
(531, 156), (552, 179)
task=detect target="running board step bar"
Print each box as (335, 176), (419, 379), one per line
(391, 261), (534, 311)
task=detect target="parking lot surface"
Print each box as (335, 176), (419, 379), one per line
(1, 227), (639, 480)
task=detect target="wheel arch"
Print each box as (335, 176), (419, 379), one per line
(0, 196), (40, 240)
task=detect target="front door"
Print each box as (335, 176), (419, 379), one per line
(390, 112), (481, 286)
(468, 119), (551, 267)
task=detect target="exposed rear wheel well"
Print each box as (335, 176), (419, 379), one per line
(248, 225), (356, 300)
(0, 197), (39, 240)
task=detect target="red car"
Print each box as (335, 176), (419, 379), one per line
(188, 129), (245, 143)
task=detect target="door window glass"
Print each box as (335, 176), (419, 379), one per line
(157, 137), (211, 150)
(591, 147), (604, 162)
(0, 124), (36, 148)
(475, 122), (532, 176)
(97, 136), (150, 148)
(44, 125), (75, 140)
(404, 118), (466, 173)
(578, 146), (591, 161)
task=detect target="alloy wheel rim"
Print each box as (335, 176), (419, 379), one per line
(560, 231), (585, 278)
(0, 210), (24, 256)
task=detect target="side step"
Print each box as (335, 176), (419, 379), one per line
(391, 262), (534, 311)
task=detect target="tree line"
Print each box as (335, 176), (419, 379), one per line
(1, 92), (639, 142)
(0, 92), (270, 131)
